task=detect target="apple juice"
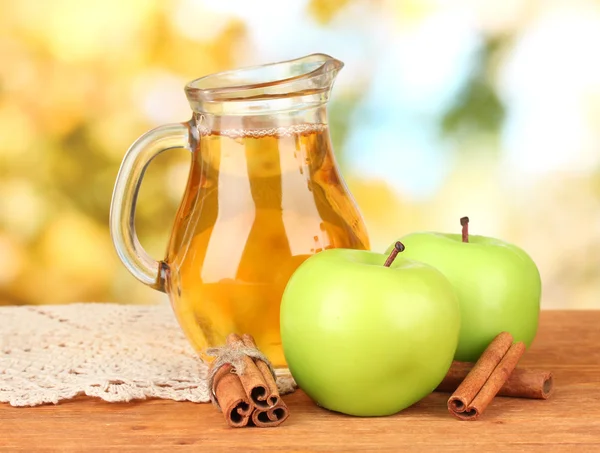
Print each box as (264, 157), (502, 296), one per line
(164, 123), (369, 368)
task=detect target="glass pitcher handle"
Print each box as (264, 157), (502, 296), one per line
(109, 122), (192, 292)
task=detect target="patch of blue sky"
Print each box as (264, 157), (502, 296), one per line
(345, 10), (482, 199)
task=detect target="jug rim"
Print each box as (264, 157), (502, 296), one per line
(184, 53), (343, 102)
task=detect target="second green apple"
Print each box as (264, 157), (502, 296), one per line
(387, 217), (541, 362)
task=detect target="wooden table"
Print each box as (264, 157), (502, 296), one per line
(2, 311), (599, 452)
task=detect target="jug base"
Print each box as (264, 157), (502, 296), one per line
(274, 367), (297, 395)
(274, 367), (291, 378)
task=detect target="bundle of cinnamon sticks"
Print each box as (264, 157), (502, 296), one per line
(436, 332), (554, 421)
(208, 333), (289, 428)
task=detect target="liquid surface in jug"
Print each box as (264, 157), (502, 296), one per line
(164, 122), (369, 368)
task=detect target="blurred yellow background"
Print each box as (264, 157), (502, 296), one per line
(1, 0), (598, 308)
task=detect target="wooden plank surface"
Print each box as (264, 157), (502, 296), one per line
(1, 311), (599, 452)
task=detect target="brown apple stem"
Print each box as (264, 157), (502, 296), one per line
(384, 241), (405, 267)
(460, 216), (469, 243)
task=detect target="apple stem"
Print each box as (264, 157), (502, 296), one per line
(461, 216), (469, 243)
(384, 241), (405, 267)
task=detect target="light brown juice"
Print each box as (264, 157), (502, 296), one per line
(165, 124), (369, 368)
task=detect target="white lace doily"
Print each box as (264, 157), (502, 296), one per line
(0, 303), (296, 407)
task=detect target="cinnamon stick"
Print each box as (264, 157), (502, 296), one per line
(448, 332), (513, 410)
(211, 364), (253, 428)
(226, 333), (274, 409)
(251, 400), (290, 428)
(436, 362), (554, 399)
(208, 333), (288, 428)
(241, 334), (280, 407)
(496, 367), (553, 399)
(448, 332), (526, 420)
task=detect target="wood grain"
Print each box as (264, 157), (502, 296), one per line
(1, 311), (599, 452)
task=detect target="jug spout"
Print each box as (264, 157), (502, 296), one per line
(185, 54), (344, 115)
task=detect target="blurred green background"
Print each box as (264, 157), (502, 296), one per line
(0, 0), (598, 308)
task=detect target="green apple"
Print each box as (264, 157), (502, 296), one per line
(280, 244), (460, 417)
(387, 217), (541, 362)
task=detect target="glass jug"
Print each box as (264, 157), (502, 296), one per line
(110, 54), (370, 368)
